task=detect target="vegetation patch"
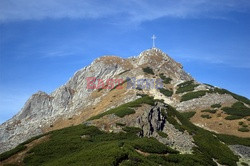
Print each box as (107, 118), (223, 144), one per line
(238, 121), (244, 125)
(115, 108), (135, 118)
(179, 86), (250, 105)
(88, 95), (154, 120)
(225, 115), (243, 120)
(118, 69), (130, 75)
(180, 111), (196, 120)
(159, 73), (172, 84)
(0, 133), (47, 161)
(201, 109), (217, 114)
(131, 137), (178, 154)
(209, 88), (250, 105)
(242, 124), (248, 128)
(222, 102), (250, 118)
(201, 114), (212, 119)
(159, 88), (173, 97)
(176, 80), (198, 94)
(143, 67), (154, 75)
(157, 131), (168, 138)
(122, 126), (142, 135)
(180, 90), (207, 102)
(241, 162), (249, 166)
(211, 103), (221, 108)
(116, 123), (126, 127)
(161, 105), (239, 166)
(238, 127), (249, 132)
(19, 125), (182, 166)
(146, 153), (215, 166)
(4, 98), (249, 166)
(216, 134), (250, 146)
(0, 145), (27, 161)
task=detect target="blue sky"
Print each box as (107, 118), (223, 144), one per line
(0, 0), (250, 124)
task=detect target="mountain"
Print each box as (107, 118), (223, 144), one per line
(0, 48), (250, 166)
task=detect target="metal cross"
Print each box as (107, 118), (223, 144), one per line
(152, 35), (156, 48)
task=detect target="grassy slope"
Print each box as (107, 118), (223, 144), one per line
(1, 97), (250, 166)
(21, 125), (181, 166)
(6, 123), (225, 166)
(161, 105), (247, 166)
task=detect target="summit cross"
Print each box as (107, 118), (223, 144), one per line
(152, 35), (156, 48)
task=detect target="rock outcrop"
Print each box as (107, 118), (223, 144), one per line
(132, 102), (195, 153)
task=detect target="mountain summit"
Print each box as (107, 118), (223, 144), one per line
(1, 48), (250, 165)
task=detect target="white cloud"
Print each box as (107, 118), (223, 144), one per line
(175, 53), (250, 69)
(0, 0), (250, 23)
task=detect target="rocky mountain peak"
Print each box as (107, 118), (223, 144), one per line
(1, 47), (249, 157)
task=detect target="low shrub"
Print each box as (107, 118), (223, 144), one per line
(238, 127), (249, 132)
(89, 95), (154, 120)
(131, 137), (178, 154)
(216, 134), (250, 146)
(0, 145), (26, 161)
(225, 115), (242, 120)
(201, 114), (212, 119)
(209, 88), (250, 105)
(238, 121), (244, 125)
(20, 134), (47, 146)
(163, 105), (239, 166)
(242, 124), (248, 128)
(176, 80), (198, 94)
(116, 123), (126, 127)
(180, 90), (207, 102)
(157, 131), (168, 138)
(148, 153), (216, 166)
(211, 103), (221, 108)
(115, 108), (135, 118)
(222, 102), (250, 118)
(241, 162), (249, 166)
(159, 73), (172, 84)
(159, 88), (173, 97)
(122, 127), (142, 135)
(180, 111), (196, 120)
(143, 67), (154, 75)
(201, 109), (217, 114)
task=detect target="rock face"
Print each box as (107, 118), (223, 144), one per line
(0, 54), (127, 153)
(135, 102), (166, 137)
(0, 48), (248, 154)
(132, 102), (194, 153)
(229, 145), (250, 164)
(176, 93), (237, 112)
(229, 145), (250, 159)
